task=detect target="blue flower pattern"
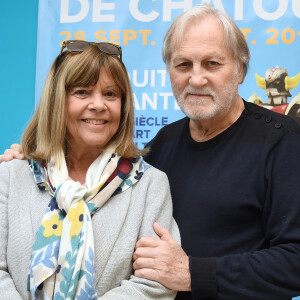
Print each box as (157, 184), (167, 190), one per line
(48, 197), (59, 211)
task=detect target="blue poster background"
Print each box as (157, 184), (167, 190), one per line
(34, 0), (300, 148)
(0, 1), (38, 154)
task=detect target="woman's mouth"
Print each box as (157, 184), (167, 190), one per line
(82, 119), (107, 125)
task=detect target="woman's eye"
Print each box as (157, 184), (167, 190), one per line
(75, 89), (87, 95)
(70, 89), (90, 98)
(106, 91), (116, 97)
(105, 89), (120, 99)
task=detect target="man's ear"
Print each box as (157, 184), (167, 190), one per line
(237, 63), (244, 84)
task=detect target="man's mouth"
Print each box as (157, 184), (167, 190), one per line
(186, 93), (212, 98)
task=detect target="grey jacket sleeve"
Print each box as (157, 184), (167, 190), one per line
(98, 168), (180, 300)
(0, 162), (24, 300)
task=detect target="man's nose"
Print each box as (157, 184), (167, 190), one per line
(189, 66), (208, 87)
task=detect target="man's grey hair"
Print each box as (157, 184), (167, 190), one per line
(162, 3), (250, 82)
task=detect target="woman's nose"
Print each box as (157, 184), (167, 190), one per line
(88, 94), (107, 111)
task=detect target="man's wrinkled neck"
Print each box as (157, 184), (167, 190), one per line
(189, 95), (244, 142)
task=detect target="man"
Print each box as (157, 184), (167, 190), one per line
(1, 4), (300, 300)
(132, 3), (300, 300)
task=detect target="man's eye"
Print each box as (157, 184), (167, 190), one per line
(177, 62), (190, 68)
(207, 61), (219, 67)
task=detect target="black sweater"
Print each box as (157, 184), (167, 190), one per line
(145, 101), (300, 300)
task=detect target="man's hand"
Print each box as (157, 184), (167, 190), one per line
(0, 144), (24, 163)
(133, 222), (191, 291)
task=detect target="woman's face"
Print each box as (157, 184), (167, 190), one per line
(66, 67), (122, 153)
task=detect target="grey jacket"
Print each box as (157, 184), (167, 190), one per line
(0, 160), (180, 299)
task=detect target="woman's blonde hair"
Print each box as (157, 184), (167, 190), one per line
(22, 45), (144, 163)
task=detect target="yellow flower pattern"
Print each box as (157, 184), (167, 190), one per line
(67, 201), (84, 237)
(42, 214), (63, 238)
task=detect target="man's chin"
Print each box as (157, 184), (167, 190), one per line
(181, 107), (219, 120)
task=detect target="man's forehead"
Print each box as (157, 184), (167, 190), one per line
(170, 37), (230, 61)
(169, 17), (235, 61)
(172, 16), (224, 48)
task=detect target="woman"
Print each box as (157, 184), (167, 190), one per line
(0, 40), (179, 299)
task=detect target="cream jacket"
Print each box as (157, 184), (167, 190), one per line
(0, 160), (180, 299)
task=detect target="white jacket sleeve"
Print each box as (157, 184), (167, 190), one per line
(0, 162), (24, 300)
(98, 168), (180, 300)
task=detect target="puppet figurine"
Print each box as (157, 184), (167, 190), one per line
(255, 66), (300, 105)
(249, 66), (300, 124)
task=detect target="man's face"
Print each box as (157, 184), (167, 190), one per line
(169, 15), (243, 120)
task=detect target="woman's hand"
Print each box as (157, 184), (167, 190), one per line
(0, 144), (24, 163)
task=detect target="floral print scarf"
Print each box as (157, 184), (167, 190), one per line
(27, 149), (149, 300)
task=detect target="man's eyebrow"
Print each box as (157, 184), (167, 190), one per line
(205, 52), (226, 60)
(171, 52), (225, 63)
(171, 55), (189, 63)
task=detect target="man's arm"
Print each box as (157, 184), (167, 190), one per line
(133, 130), (300, 300)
